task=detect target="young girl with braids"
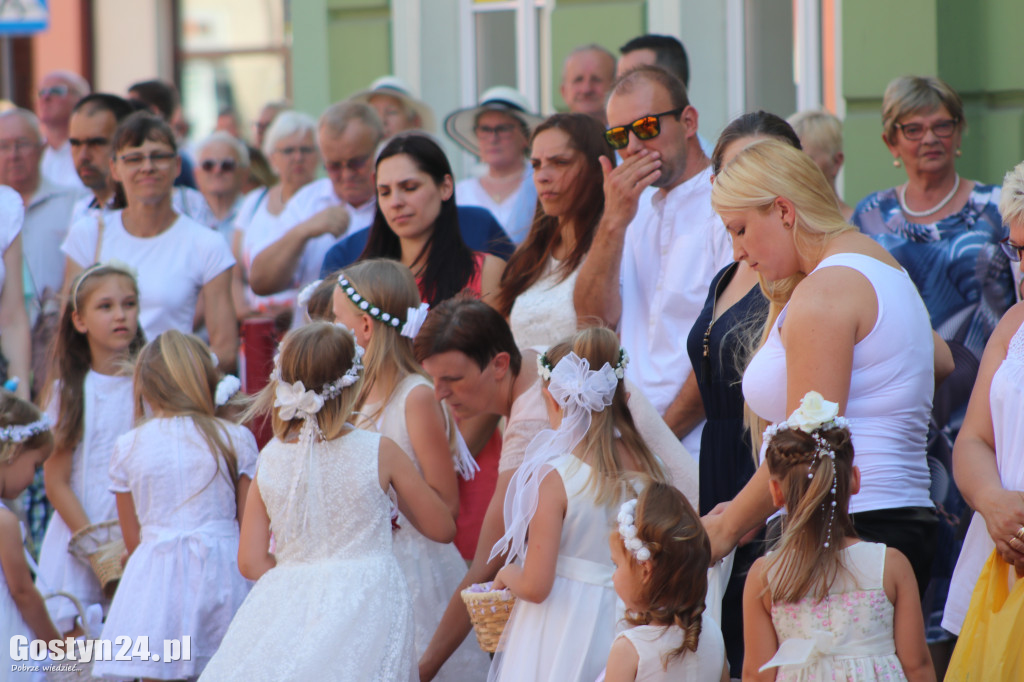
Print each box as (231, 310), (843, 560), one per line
(93, 331), (258, 681)
(201, 322), (455, 681)
(488, 326), (670, 682)
(744, 391), (934, 682)
(332, 259), (489, 681)
(602, 482), (727, 682)
(36, 263), (145, 633)
(0, 391), (62, 663)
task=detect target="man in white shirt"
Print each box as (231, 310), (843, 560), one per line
(574, 66), (732, 457)
(249, 101), (383, 295)
(36, 70), (90, 189)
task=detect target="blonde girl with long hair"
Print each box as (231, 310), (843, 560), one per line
(201, 322), (455, 681)
(703, 139), (941, 600)
(743, 392), (933, 681)
(331, 258), (489, 681)
(36, 263), (145, 633)
(488, 326), (669, 682)
(92, 331), (258, 682)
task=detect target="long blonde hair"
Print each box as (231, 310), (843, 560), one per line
(339, 259), (462, 455)
(133, 331), (238, 485)
(545, 327), (668, 505)
(710, 138), (854, 448)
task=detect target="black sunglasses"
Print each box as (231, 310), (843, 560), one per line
(1000, 236), (1024, 263)
(604, 108), (685, 150)
(200, 158), (238, 173)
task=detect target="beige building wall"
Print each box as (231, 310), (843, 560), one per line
(92, 0), (175, 94)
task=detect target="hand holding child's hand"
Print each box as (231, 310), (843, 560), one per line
(492, 571), (508, 591)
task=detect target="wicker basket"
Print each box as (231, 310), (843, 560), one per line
(43, 592), (102, 681)
(460, 582), (517, 653)
(68, 520), (124, 598)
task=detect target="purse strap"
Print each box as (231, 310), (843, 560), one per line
(93, 211), (106, 264)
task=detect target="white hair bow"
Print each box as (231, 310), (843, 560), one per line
(274, 381), (325, 421)
(401, 302), (431, 339)
(547, 352), (618, 412)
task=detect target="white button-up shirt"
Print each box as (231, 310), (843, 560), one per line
(252, 177), (377, 289)
(619, 166), (733, 456)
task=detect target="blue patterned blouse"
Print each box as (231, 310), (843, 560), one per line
(852, 183), (1013, 359)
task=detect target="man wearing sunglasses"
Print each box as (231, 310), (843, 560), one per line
(574, 65), (733, 457)
(249, 101), (384, 296)
(36, 70), (90, 190)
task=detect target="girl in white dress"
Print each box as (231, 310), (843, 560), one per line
(201, 321), (456, 681)
(489, 327), (669, 682)
(332, 259), (488, 680)
(36, 263), (145, 633)
(93, 331), (257, 681)
(743, 392), (934, 681)
(0, 391), (60, 677)
(602, 483), (726, 682)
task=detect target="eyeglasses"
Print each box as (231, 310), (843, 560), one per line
(475, 123), (519, 138)
(200, 158), (238, 173)
(38, 84), (69, 98)
(1000, 236), (1024, 263)
(69, 137), (110, 149)
(893, 118), (959, 141)
(325, 154), (371, 173)
(0, 138), (40, 155)
(604, 108), (685, 150)
(119, 151), (177, 168)
(275, 145), (317, 157)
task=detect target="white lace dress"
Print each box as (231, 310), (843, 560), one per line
(943, 316), (1024, 634)
(356, 375), (490, 680)
(200, 429), (416, 682)
(93, 417), (258, 680)
(509, 257), (579, 350)
(36, 372), (134, 631)
(763, 542), (906, 681)
(489, 455), (621, 682)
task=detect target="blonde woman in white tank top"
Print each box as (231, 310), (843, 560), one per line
(702, 139), (951, 595)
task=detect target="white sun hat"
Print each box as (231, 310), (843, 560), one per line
(348, 75), (436, 133)
(443, 86), (544, 157)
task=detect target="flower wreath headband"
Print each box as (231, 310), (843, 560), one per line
(336, 275), (430, 339)
(763, 391), (851, 549)
(0, 413), (52, 444)
(537, 346), (629, 382)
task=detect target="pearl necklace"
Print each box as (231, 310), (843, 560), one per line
(898, 175), (960, 218)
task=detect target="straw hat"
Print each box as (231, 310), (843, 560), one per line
(444, 86), (544, 157)
(349, 76), (436, 133)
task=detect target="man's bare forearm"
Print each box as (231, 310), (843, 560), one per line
(662, 370), (705, 439)
(573, 215), (627, 328)
(248, 220), (315, 295)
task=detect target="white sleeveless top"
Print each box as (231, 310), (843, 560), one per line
(743, 253), (934, 514)
(616, 615), (725, 682)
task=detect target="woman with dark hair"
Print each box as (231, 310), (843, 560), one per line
(60, 111), (237, 371)
(496, 113), (615, 348)
(359, 133), (505, 306)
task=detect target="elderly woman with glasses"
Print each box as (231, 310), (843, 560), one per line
(233, 111), (319, 319)
(60, 111), (238, 371)
(445, 87), (544, 244)
(195, 131), (250, 243)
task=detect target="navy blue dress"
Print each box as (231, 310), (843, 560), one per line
(685, 262), (769, 677)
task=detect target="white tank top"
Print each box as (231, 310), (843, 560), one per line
(742, 253), (934, 513)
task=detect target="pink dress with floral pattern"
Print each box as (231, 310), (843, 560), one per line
(764, 542), (906, 681)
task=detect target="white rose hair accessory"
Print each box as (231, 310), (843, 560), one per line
(491, 351), (623, 564)
(617, 498), (652, 562)
(296, 279), (324, 309)
(0, 413), (52, 444)
(762, 391), (851, 549)
(214, 375), (242, 407)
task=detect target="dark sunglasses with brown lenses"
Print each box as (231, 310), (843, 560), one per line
(604, 108), (685, 150)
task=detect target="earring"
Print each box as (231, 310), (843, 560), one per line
(956, 149), (962, 157)
(893, 158), (901, 168)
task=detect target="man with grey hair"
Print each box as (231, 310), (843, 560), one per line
(249, 101), (383, 295)
(36, 69), (90, 188)
(560, 44), (616, 125)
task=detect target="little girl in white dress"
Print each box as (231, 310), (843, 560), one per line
(333, 260), (488, 681)
(744, 392), (934, 681)
(201, 321), (457, 681)
(488, 327), (671, 682)
(601, 483), (726, 682)
(92, 331), (257, 681)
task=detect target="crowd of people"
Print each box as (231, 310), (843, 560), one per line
(0, 30), (1022, 682)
